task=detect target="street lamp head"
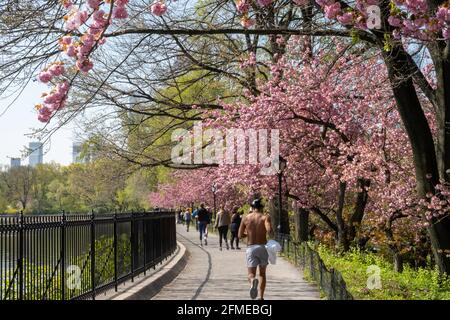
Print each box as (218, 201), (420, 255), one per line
(211, 183), (217, 193)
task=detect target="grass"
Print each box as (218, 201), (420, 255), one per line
(316, 245), (450, 300)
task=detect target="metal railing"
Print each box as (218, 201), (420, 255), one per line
(276, 233), (353, 300)
(0, 211), (176, 300)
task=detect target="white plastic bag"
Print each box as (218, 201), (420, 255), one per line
(265, 240), (282, 265)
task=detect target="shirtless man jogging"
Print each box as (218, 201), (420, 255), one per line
(238, 198), (273, 300)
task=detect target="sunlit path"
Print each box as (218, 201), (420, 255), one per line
(152, 225), (320, 300)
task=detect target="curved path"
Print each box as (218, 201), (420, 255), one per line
(152, 225), (320, 300)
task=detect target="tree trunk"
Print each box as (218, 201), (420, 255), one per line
(268, 198), (279, 234)
(336, 181), (349, 251)
(348, 178), (370, 242)
(382, 43), (450, 274)
(428, 44), (450, 273)
(393, 252), (404, 273)
(385, 214), (404, 273)
(294, 206), (309, 242)
(270, 192), (289, 235)
(430, 46), (450, 182)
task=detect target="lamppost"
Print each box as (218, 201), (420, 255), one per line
(277, 156), (287, 234)
(211, 183), (217, 222)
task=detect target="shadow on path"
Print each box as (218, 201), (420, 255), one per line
(177, 232), (213, 300)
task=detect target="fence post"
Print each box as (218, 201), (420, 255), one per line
(131, 211), (135, 282)
(18, 211), (24, 300)
(301, 243), (305, 268)
(160, 217), (163, 264)
(319, 259), (323, 292)
(330, 268), (336, 300)
(90, 210), (96, 300)
(113, 210), (118, 292)
(143, 211), (147, 275)
(60, 211), (66, 300)
(286, 236), (290, 258)
(293, 242), (297, 266)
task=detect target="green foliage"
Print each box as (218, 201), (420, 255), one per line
(0, 159), (159, 214)
(1, 261), (62, 300)
(383, 33), (392, 52)
(317, 245), (450, 300)
(0, 234), (132, 300)
(350, 30), (360, 45)
(91, 234), (131, 284)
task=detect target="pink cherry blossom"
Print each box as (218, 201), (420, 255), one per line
(293, 0), (309, 6)
(316, 0), (335, 6)
(113, 5), (128, 19)
(241, 16), (255, 28)
(37, 106), (52, 123)
(48, 63), (65, 77)
(93, 9), (107, 24)
(65, 44), (78, 57)
(443, 27), (450, 40)
(37, 71), (52, 83)
(236, 0), (250, 14)
(76, 59), (94, 73)
(324, 2), (341, 19)
(337, 12), (353, 25)
(87, 0), (101, 9)
(65, 9), (89, 30)
(116, 0), (130, 6)
(60, 36), (72, 45)
(150, 1), (167, 16)
(257, 0), (273, 7)
(388, 15), (402, 27)
(61, 0), (73, 9)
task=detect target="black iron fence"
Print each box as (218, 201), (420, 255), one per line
(276, 233), (353, 300)
(0, 211), (176, 300)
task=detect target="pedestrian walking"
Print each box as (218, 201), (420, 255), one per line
(177, 209), (183, 224)
(197, 204), (210, 246)
(184, 209), (192, 232)
(192, 207), (199, 231)
(230, 207), (242, 250)
(214, 208), (231, 250)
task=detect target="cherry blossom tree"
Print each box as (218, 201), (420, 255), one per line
(3, 0), (450, 273)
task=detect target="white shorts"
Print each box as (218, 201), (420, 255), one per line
(246, 245), (269, 268)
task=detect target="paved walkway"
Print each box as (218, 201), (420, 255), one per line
(152, 225), (320, 300)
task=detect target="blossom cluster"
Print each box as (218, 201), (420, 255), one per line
(313, 0), (450, 40)
(36, 0), (169, 122)
(232, 0), (450, 40)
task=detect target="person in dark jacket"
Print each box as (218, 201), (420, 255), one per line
(197, 203), (210, 246)
(230, 207), (242, 250)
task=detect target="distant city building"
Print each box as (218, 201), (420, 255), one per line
(72, 142), (83, 163)
(28, 142), (43, 167)
(72, 142), (93, 163)
(10, 158), (21, 168)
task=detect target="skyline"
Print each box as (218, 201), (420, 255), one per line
(0, 82), (77, 167)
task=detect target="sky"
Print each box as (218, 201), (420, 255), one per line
(0, 82), (75, 167)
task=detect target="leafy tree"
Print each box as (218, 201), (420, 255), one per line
(0, 166), (35, 211)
